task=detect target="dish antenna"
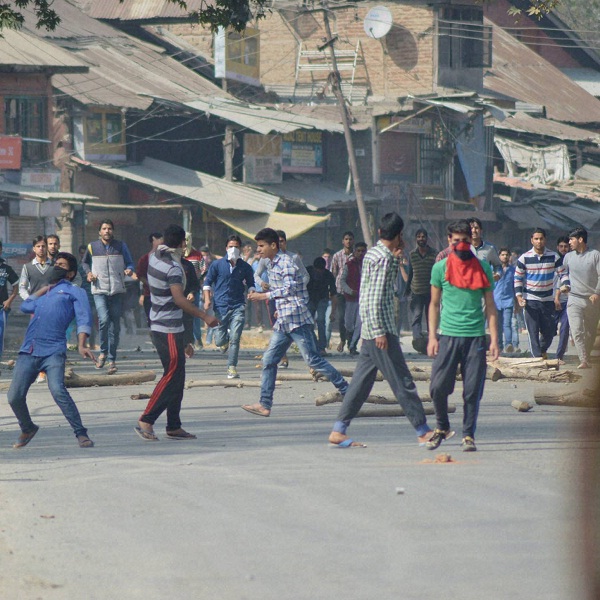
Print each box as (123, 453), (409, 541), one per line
(364, 6), (393, 39)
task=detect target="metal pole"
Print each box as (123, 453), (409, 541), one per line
(321, 3), (373, 247)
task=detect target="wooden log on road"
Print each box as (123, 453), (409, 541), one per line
(316, 390), (432, 406)
(64, 369), (156, 388)
(534, 387), (599, 408)
(185, 379), (272, 389)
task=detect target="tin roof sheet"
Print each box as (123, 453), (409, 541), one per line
(80, 0), (209, 21)
(494, 112), (600, 143)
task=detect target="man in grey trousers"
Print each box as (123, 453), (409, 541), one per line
(327, 213), (434, 448)
(563, 226), (600, 370)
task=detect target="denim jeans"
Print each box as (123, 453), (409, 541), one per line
(214, 304), (246, 367)
(410, 292), (431, 339)
(260, 323), (348, 409)
(93, 293), (123, 362)
(8, 352), (88, 437)
(554, 301), (569, 359)
(497, 306), (514, 349)
(308, 298), (329, 351)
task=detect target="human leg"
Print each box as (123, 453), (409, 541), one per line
(212, 309), (231, 348)
(371, 334), (430, 436)
(539, 301), (557, 354)
(106, 293), (123, 363)
(584, 302), (600, 359)
(336, 294), (347, 349)
(7, 353), (41, 433)
(496, 307), (504, 349)
(458, 336), (487, 439)
(502, 307), (514, 349)
(43, 353), (88, 437)
(555, 302), (569, 360)
(429, 335), (461, 433)
(93, 294), (110, 358)
(344, 301), (359, 351)
(256, 330), (292, 411)
(227, 305), (246, 368)
(315, 298), (328, 351)
(291, 324), (348, 394)
(523, 301), (543, 357)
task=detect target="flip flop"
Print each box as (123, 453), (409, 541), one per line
(329, 438), (367, 449)
(134, 426), (159, 441)
(166, 429), (197, 440)
(13, 425), (40, 449)
(77, 436), (95, 448)
(241, 405), (271, 417)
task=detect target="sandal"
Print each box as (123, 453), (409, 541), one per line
(77, 435), (94, 448)
(95, 354), (106, 369)
(107, 362), (118, 375)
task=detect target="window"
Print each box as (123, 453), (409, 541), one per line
(3, 96), (48, 163)
(83, 110), (125, 161)
(438, 6), (492, 69)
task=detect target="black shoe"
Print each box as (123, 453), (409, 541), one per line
(462, 436), (477, 452)
(425, 428), (455, 450)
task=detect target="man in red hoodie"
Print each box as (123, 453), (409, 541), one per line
(340, 242), (367, 355)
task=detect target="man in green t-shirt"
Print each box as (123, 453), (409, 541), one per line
(426, 220), (499, 452)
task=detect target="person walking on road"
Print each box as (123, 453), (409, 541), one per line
(331, 231), (355, 353)
(135, 225), (218, 441)
(203, 234), (255, 379)
(340, 241), (367, 355)
(327, 213), (434, 448)
(82, 219), (135, 375)
(244, 228), (348, 417)
(8, 252), (95, 449)
(553, 236), (571, 364)
(514, 227), (569, 358)
(426, 220), (499, 453)
(306, 256), (337, 355)
(563, 226), (600, 370)
(494, 247), (517, 353)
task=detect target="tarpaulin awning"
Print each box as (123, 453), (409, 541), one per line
(208, 209), (329, 241)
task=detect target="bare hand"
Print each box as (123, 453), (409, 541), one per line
(493, 272), (501, 281)
(260, 281), (270, 291)
(375, 335), (388, 350)
(248, 291), (268, 302)
(554, 300), (562, 311)
(427, 338), (439, 358)
(185, 343), (194, 358)
(87, 272), (97, 283)
(204, 315), (220, 328)
(2, 300), (12, 311)
(488, 340), (500, 361)
(124, 269), (133, 277)
(591, 294), (599, 305)
(79, 346), (96, 361)
(138, 295), (145, 307)
(186, 293), (195, 301)
(517, 296), (526, 308)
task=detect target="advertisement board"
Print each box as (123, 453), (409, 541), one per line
(0, 137), (22, 170)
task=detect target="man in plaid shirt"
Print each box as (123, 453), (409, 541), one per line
(243, 228), (348, 417)
(328, 213), (434, 448)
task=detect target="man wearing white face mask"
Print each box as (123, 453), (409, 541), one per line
(203, 235), (255, 378)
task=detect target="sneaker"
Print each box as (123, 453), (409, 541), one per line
(193, 341), (203, 351)
(257, 325), (264, 333)
(36, 372), (47, 384)
(462, 436), (477, 452)
(425, 428), (455, 450)
(504, 344), (514, 353)
(220, 342), (230, 354)
(227, 366), (239, 379)
(349, 348), (359, 356)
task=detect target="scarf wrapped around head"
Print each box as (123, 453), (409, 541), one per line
(157, 244), (187, 291)
(445, 241), (490, 290)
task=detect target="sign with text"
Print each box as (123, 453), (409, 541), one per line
(243, 134), (282, 184)
(0, 137), (22, 170)
(282, 131), (323, 174)
(21, 170), (61, 191)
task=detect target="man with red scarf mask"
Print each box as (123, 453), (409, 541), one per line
(426, 220), (499, 452)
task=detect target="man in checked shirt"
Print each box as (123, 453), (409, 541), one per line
(327, 213), (434, 448)
(243, 228), (349, 417)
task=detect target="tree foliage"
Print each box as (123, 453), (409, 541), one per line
(0, 0), (269, 33)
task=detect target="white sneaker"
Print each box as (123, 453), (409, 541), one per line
(227, 366), (239, 379)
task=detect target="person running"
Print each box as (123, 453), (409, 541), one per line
(494, 247), (517, 353)
(243, 228), (348, 417)
(563, 226), (600, 370)
(514, 227), (569, 358)
(137, 232), (163, 325)
(406, 229), (437, 345)
(8, 252), (95, 449)
(135, 225), (218, 441)
(340, 241), (367, 355)
(82, 220), (135, 374)
(203, 234), (255, 379)
(426, 220), (499, 453)
(331, 231), (355, 352)
(554, 236), (571, 364)
(327, 213), (434, 448)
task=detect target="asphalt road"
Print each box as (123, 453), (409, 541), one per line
(0, 330), (597, 600)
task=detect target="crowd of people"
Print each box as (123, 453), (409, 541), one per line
(2, 214), (599, 451)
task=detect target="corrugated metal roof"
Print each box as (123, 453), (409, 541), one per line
(0, 183), (97, 202)
(183, 97), (345, 134)
(494, 112), (600, 143)
(85, 157), (280, 214)
(81, 0), (209, 21)
(561, 68), (600, 98)
(0, 29), (87, 73)
(485, 21), (600, 124)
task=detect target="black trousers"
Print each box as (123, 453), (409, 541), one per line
(140, 331), (186, 431)
(523, 300), (556, 357)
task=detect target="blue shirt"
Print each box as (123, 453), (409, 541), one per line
(203, 257), (255, 314)
(19, 279), (92, 356)
(493, 264), (516, 309)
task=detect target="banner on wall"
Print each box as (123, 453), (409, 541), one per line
(0, 137), (22, 170)
(282, 131), (323, 174)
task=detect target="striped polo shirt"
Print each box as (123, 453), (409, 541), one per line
(408, 246), (437, 295)
(514, 247), (569, 302)
(148, 248), (185, 333)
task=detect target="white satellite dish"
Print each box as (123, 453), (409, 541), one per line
(364, 6), (393, 39)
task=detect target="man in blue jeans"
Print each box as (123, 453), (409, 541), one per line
(203, 234), (255, 379)
(243, 228), (348, 417)
(8, 252), (96, 449)
(82, 219), (135, 374)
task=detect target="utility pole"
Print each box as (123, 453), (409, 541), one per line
(320, 3), (373, 247)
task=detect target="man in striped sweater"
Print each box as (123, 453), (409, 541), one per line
(514, 227), (569, 358)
